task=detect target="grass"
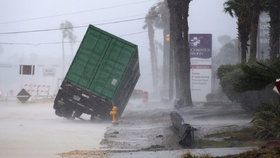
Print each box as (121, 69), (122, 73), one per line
(195, 127), (265, 148)
(182, 152), (212, 158)
(181, 147), (280, 158)
(205, 128), (254, 140)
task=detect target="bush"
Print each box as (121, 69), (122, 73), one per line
(217, 60), (280, 111)
(252, 103), (280, 139)
(218, 65), (242, 102)
(217, 64), (241, 79)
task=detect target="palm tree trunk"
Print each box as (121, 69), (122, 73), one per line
(169, 0), (192, 107)
(163, 27), (170, 99)
(147, 22), (159, 94)
(169, 42), (175, 100)
(269, 9), (280, 60)
(173, 0), (183, 103)
(182, 0), (192, 106)
(238, 19), (250, 64)
(62, 38), (65, 77)
(249, 9), (260, 63)
(167, 0), (175, 100)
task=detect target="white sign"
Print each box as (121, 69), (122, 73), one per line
(189, 34), (212, 102)
(43, 68), (56, 77)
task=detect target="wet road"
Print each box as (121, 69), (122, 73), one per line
(0, 101), (110, 158)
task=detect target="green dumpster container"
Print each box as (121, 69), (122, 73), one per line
(53, 25), (140, 120)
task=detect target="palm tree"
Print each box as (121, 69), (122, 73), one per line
(60, 21), (76, 77)
(144, 7), (159, 94)
(182, 0), (192, 106)
(166, 0), (176, 101)
(157, 0), (171, 100)
(224, 0), (251, 64)
(167, 0), (192, 107)
(248, 0), (264, 63)
(173, 0), (183, 103)
(144, 1), (171, 98)
(265, 0), (280, 61)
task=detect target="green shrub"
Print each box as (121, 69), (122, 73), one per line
(218, 60), (280, 93)
(219, 67), (243, 101)
(236, 63), (278, 92)
(252, 103), (280, 139)
(217, 64), (241, 79)
(217, 60), (280, 111)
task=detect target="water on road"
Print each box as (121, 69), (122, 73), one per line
(0, 101), (110, 158)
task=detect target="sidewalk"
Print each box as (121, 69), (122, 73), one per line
(59, 100), (254, 158)
(99, 100), (253, 157)
(101, 100), (180, 150)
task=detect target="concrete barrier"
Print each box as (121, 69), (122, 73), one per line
(170, 111), (196, 148)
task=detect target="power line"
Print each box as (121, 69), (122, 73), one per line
(119, 31), (147, 37)
(96, 17), (144, 26)
(0, 31), (148, 46)
(0, 0), (156, 25)
(0, 17), (145, 35)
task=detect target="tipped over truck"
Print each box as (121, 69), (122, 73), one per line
(54, 25), (140, 120)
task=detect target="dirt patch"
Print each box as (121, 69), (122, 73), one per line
(58, 150), (108, 158)
(196, 127), (265, 148)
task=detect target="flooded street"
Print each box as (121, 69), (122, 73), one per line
(0, 101), (110, 158)
(98, 100), (254, 158)
(0, 100), (255, 158)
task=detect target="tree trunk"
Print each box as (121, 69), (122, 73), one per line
(249, 8), (260, 63)
(167, 0), (176, 101)
(269, 8), (280, 61)
(168, 0), (192, 107)
(173, 0), (183, 103)
(167, 0), (192, 106)
(161, 0), (170, 100)
(147, 22), (159, 94)
(62, 38), (65, 77)
(181, 0), (192, 106)
(163, 27), (170, 99)
(238, 18), (250, 64)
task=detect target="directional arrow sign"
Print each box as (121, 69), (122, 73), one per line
(17, 88), (31, 103)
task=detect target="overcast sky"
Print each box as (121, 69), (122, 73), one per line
(0, 0), (237, 92)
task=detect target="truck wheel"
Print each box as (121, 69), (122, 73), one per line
(55, 109), (63, 117)
(98, 114), (108, 120)
(73, 110), (82, 119)
(90, 114), (105, 121)
(90, 114), (97, 121)
(60, 107), (74, 119)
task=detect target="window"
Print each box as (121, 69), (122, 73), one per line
(20, 65), (35, 75)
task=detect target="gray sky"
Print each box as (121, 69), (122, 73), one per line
(0, 0), (236, 92)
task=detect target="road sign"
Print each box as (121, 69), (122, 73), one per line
(17, 89), (31, 103)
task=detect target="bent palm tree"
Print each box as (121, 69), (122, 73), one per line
(144, 7), (159, 94)
(144, 1), (171, 97)
(60, 21), (76, 76)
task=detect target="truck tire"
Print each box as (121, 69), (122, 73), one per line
(60, 107), (74, 119)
